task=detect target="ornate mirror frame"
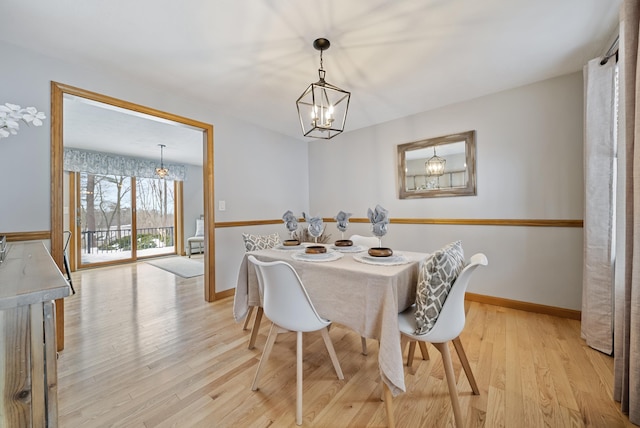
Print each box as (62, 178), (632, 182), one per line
(397, 130), (477, 199)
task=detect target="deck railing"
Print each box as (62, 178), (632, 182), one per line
(81, 227), (174, 254)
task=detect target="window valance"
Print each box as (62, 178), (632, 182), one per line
(63, 148), (186, 181)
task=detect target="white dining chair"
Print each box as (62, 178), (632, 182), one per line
(396, 253), (488, 428)
(349, 234), (379, 249)
(186, 215), (204, 258)
(241, 232), (281, 349)
(247, 255), (344, 426)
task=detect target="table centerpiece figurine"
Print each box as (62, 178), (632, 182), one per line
(303, 212), (327, 254)
(367, 204), (393, 257)
(334, 210), (353, 247)
(282, 210), (300, 246)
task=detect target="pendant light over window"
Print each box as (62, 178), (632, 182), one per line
(425, 147), (446, 177)
(296, 38), (351, 139)
(155, 144), (169, 179)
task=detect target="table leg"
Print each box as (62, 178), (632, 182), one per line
(383, 383), (395, 428)
(243, 306), (255, 331)
(248, 307), (263, 349)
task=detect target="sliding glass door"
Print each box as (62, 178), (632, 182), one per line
(135, 177), (175, 258)
(77, 172), (175, 267)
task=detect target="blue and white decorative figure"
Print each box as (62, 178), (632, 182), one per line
(282, 210), (299, 237)
(303, 212), (324, 244)
(334, 210), (352, 240)
(282, 210), (299, 244)
(367, 204), (390, 248)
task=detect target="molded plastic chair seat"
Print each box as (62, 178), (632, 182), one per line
(396, 253), (488, 428)
(248, 255), (344, 426)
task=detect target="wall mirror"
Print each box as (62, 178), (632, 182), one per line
(397, 130), (476, 199)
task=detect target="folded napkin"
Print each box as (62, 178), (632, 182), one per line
(367, 204), (389, 237)
(303, 212), (324, 238)
(282, 210), (299, 232)
(334, 210), (352, 232)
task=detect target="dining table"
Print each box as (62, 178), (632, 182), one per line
(233, 242), (429, 400)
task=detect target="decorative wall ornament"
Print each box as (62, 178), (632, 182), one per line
(0, 103), (46, 139)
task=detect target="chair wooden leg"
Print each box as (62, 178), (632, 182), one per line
(361, 336), (368, 355)
(407, 341), (416, 368)
(248, 307), (263, 349)
(243, 306), (255, 330)
(434, 342), (463, 428)
(400, 335), (410, 358)
(251, 323), (280, 391)
(320, 327), (344, 379)
(296, 331), (303, 425)
(418, 341), (430, 361)
(400, 334), (408, 351)
(452, 336), (479, 395)
(383, 383), (396, 428)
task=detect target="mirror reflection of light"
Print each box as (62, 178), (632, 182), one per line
(397, 130), (476, 198)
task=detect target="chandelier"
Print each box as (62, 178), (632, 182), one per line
(296, 38), (351, 139)
(425, 147), (446, 176)
(155, 144), (169, 179)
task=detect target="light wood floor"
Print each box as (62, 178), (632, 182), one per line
(57, 258), (634, 427)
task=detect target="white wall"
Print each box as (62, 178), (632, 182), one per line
(0, 39), (586, 309)
(308, 72), (584, 310)
(0, 40), (309, 292)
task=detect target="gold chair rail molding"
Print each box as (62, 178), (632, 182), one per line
(215, 217), (583, 228)
(3, 217), (583, 242)
(2, 231), (51, 241)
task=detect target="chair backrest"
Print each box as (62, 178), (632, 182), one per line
(194, 216), (205, 237)
(423, 253), (488, 343)
(349, 234), (379, 248)
(247, 255), (330, 333)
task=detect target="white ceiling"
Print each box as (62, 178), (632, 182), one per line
(1, 1), (621, 165)
(63, 95), (205, 166)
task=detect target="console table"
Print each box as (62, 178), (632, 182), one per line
(0, 241), (71, 427)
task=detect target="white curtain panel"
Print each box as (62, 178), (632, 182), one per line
(582, 57), (616, 355)
(615, 1), (640, 422)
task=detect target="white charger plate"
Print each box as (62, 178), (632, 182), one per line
(274, 244), (306, 251)
(353, 252), (409, 266)
(291, 250), (343, 262)
(331, 245), (366, 253)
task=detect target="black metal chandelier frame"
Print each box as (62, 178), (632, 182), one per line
(296, 38), (351, 139)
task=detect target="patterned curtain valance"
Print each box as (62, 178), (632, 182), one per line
(64, 148), (186, 181)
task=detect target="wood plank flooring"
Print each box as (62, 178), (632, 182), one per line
(57, 258), (635, 427)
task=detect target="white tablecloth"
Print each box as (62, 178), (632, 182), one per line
(233, 247), (428, 396)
